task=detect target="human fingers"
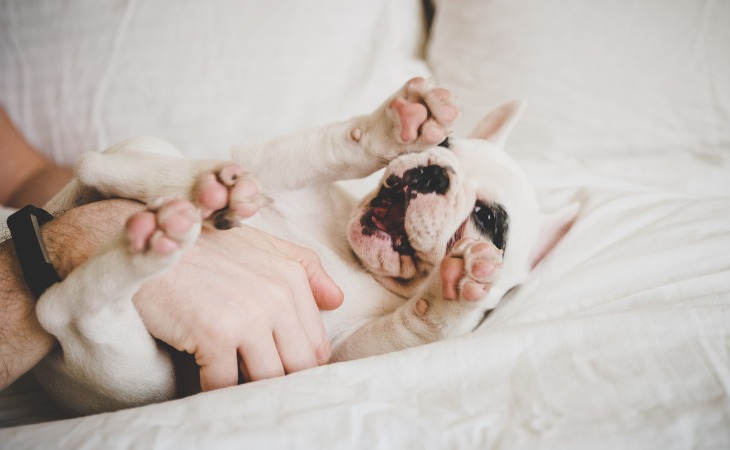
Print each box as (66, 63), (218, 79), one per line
(266, 236), (344, 311)
(197, 346), (239, 392)
(238, 331), (286, 382)
(272, 302), (320, 373)
(270, 259), (332, 365)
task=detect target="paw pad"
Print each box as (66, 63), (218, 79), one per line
(126, 198), (201, 256)
(387, 77), (459, 149)
(195, 164), (270, 229)
(440, 237), (503, 302)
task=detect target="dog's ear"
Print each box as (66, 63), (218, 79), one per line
(469, 100), (527, 147)
(529, 202), (580, 269)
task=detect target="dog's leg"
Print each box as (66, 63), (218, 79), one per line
(232, 77), (459, 192)
(32, 199), (201, 414)
(331, 239), (503, 361)
(73, 137), (268, 229)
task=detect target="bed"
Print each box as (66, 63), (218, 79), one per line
(1, 0), (729, 448)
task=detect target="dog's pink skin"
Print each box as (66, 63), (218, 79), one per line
(440, 238), (503, 302)
(389, 77), (459, 147)
(126, 199), (198, 255)
(196, 164), (261, 220)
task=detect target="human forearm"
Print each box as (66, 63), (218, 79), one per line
(1, 191), (344, 393)
(7, 163), (74, 208)
(0, 107), (73, 207)
(0, 199), (143, 389)
(0, 236), (55, 389)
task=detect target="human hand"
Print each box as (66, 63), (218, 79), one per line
(132, 223), (344, 391)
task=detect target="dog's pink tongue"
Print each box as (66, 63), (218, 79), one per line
(372, 203), (405, 232)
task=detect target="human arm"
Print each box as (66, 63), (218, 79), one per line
(0, 106), (73, 207)
(1, 199), (141, 388)
(1, 199), (343, 390)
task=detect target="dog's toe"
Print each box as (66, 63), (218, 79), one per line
(126, 199), (201, 256)
(195, 164), (266, 227)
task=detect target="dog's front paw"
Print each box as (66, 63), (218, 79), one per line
(194, 164), (270, 230)
(381, 77), (459, 152)
(440, 237), (503, 302)
(411, 238), (503, 336)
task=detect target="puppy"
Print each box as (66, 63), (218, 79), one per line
(33, 78), (577, 414)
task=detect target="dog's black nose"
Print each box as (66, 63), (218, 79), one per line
(403, 165), (450, 195)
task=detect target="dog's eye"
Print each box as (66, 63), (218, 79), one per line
(473, 204), (495, 226)
(471, 201), (509, 251)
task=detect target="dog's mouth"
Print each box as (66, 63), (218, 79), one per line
(360, 164), (452, 256)
(361, 184), (413, 255)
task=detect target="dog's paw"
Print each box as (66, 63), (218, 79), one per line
(440, 237), (503, 302)
(125, 198), (201, 260)
(385, 77), (459, 150)
(193, 164), (270, 230)
(123, 199), (201, 275)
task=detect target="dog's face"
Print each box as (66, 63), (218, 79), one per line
(348, 101), (577, 301)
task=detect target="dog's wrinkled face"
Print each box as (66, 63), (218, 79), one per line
(348, 137), (543, 298)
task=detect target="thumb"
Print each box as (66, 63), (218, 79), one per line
(305, 261), (344, 311)
(268, 237), (343, 311)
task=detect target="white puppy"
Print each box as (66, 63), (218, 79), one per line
(33, 78), (577, 414)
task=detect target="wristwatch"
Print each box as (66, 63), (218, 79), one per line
(7, 205), (61, 298)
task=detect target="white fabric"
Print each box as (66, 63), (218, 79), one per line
(428, 0), (730, 158)
(0, 207), (14, 225)
(0, 0), (429, 164)
(2, 1), (730, 448)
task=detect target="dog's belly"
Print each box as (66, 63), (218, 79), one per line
(245, 198), (406, 350)
(318, 252), (404, 348)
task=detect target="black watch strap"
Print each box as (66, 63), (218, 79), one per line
(7, 205), (61, 298)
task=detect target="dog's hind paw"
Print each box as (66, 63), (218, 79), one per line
(126, 198), (201, 259)
(386, 77), (459, 150)
(194, 164), (271, 230)
(440, 237), (503, 302)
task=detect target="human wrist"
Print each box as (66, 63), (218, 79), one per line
(41, 199), (144, 278)
(7, 206), (61, 298)
(0, 198), (143, 389)
(0, 228), (54, 388)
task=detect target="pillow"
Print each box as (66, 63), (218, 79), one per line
(427, 0), (730, 157)
(0, 0), (430, 163)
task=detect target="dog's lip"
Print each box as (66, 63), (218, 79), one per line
(361, 201), (467, 259)
(360, 163), (458, 258)
(360, 178), (413, 256)
(361, 208), (415, 256)
(446, 220), (467, 253)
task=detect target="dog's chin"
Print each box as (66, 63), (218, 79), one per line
(349, 214), (420, 277)
(348, 208), (467, 297)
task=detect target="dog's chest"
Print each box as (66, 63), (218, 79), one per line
(247, 197), (406, 346)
